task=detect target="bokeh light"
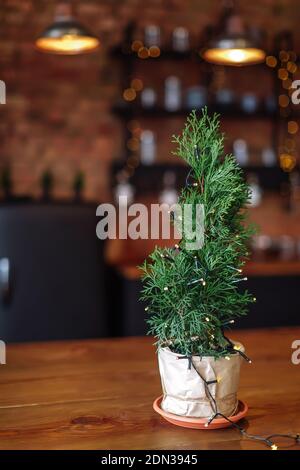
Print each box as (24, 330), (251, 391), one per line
(266, 55), (277, 67)
(288, 121), (299, 134)
(131, 40), (143, 52)
(127, 137), (140, 152)
(280, 153), (296, 172)
(278, 68), (288, 80)
(149, 45), (161, 58)
(138, 47), (149, 59)
(278, 94), (290, 107)
(287, 61), (297, 74)
(123, 88), (137, 101)
(131, 78), (143, 91)
(285, 138), (296, 151)
(279, 50), (289, 62)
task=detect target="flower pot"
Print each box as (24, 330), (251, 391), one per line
(158, 342), (244, 418)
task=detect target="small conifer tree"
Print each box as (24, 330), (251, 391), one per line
(141, 109), (255, 358)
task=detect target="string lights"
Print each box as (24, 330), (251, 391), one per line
(266, 50), (298, 172)
(131, 39), (161, 59)
(177, 355), (299, 450)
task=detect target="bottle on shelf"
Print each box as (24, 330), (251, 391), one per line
(233, 139), (249, 167)
(144, 25), (161, 47)
(159, 171), (178, 205)
(172, 27), (189, 52)
(261, 147), (276, 167)
(279, 235), (295, 261)
(215, 88), (235, 106)
(185, 86), (207, 110)
(141, 88), (157, 108)
(164, 76), (182, 111)
(247, 173), (262, 207)
(140, 130), (156, 165)
(240, 93), (259, 114)
(114, 181), (135, 206)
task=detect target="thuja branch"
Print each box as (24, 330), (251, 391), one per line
(141, 108), (255, 358)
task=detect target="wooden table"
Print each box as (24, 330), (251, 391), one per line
(0, 327), (300, 450)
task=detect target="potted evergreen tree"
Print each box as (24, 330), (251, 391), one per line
(141, 109), (255, 426)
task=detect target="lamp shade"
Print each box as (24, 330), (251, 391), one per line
(36, 3), (99, 54)
(202, 6), (265, 66)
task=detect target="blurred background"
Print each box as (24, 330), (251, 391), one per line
(0, 0), (300, 342)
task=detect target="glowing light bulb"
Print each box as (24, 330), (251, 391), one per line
(203, 47), (265, 66)
(228, 49), (247, 62)
(225, 356), (230, 361)
(271, 444), (278, 450)
(164, 287), (169, 291)
(144, 307), (149, 311)
(205, 317), (210, 322)
(233, 345), (241, 351)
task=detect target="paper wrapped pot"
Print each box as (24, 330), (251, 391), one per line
(158, 342), (244, 418)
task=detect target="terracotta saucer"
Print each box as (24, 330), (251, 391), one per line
(153, 396), (248, 430)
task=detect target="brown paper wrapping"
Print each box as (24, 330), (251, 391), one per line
(158, 342), (244, 418)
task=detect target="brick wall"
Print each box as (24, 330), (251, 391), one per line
(0, 0), (299, 201)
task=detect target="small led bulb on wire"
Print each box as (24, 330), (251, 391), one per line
(271, 444), (278, 450)
(164, 286), (169, 291)
(225, 356), (230, 361)
(205, 317), (210, 322)
(145, 307), (149, 311)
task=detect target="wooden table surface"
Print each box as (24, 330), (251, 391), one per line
(0, 327), (300, 450)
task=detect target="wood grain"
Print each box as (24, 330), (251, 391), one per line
(0, 328), (300, 450)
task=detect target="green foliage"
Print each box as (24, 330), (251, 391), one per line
(141, 109), (255, 358)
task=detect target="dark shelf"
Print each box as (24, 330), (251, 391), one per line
(110, 46), (272, 68)
(112, 162), (287, 193)
(111, 46), (202, 62)
(112, 104), (278, 120)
